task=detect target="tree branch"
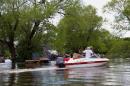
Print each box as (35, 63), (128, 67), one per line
(29, 20), (41, 40)
(15, 0), (28, 9)
(13, 18), (19, 31)
(126, 15), (130, 22)
(57, 11), (70, 16)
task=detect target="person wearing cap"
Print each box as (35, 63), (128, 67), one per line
(83, 47), (94, 58)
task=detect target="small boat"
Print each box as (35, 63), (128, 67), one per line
(64, 57), (109, 68)
(0, 59), (12, 70)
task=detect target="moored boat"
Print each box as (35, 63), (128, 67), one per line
(64, 57), (109, 68)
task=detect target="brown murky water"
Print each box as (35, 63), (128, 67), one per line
(0, 58), (130, 86)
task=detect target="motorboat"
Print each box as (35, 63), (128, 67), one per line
(64, 57), (109, 68)
(0, 59), (12, 70)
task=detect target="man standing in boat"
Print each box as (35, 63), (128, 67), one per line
(83, 46), (94, 58)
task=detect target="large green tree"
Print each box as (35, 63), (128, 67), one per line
(53, 1), (106, 53)
(0, 0), (68, 66)
(0, 0), (21, 66)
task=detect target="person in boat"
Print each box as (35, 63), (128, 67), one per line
(56, 54), (65, 68)
(72, 49), (82, 59)
(64, 53), (71, 58)
(83, 46), (94, 58)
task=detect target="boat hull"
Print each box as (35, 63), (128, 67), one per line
(64, 58), (109, 68)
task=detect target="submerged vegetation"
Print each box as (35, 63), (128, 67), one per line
(0, 0), (130, 64)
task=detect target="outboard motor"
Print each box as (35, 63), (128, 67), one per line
(56, 57), (65, 68)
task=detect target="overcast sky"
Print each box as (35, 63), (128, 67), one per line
(83, 0), (130, 37)
(50, 0), (130, 37)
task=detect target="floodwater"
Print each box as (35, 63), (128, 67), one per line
(0, 58), (130, 86)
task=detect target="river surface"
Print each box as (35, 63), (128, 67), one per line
(0, 58), (130, 86)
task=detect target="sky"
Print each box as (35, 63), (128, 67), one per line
(50, 0), (130, 37)
(82, 0), (130, 37)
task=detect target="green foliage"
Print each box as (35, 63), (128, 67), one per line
(0, 0), (67, 61)
(17, 32), (43, 60)
(1, 0), (128, 61)
(104, 0), (130, 58)
(4, 50), (11, 58)
(105, 0), (130, 31)
(53, 0), (112, 53)
(107, 39), (130, 58)
(0, 44), (10, 58)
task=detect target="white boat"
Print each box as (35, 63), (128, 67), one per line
(64, 57), (109, 68)
(0, 59), (12, 70)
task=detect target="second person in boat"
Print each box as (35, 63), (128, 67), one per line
(83, 46), (94, 58)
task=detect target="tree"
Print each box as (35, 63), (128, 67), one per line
(0, 0), (68, 67)
(0, 0), (21, 68)
(16, 0), (70, 60)
(105, 0), (130, 31)
(104, 0), (130, 58)
(53, 0), (104, 53)
(17, 22), (56, 61)
(107, 38), (130, 58)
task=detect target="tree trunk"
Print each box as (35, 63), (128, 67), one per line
(8, 42), (16, 69)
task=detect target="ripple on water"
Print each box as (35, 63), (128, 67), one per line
(101, 81), (122, 86)
(1, 59), (130, 86)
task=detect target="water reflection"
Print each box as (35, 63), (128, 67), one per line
(0, 58), (130, 86)
(102, 62), (130, 86)
(64, 67), (108, 86)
